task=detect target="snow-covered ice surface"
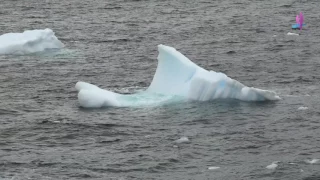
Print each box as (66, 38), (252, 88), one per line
(76, 45), (280, 108)
(0, 28), (64, 55)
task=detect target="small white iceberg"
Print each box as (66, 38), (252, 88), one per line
(266, 161), (279, 170)
(288, 162), (297, 165)
(208, 166), (220, 170)
(0, 28), (64, 55)
(175, 137), (189, 144)
(305, 159), (319, 164)
(298, 106), (308, 110)
(287, 32), (299, 36)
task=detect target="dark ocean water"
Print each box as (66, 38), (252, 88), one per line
(0, 0), (320, 179)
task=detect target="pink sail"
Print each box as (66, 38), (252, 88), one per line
(299, 12), (304, 30)
(296, 15), (300, 24)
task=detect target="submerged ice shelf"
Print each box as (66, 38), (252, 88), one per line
(75, 45), (280, 108)
(0, 28), (64, 55)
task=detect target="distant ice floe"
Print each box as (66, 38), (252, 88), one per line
(298, 106), (308, 110)
(305, 159), (319, 164)
(208, 166), (220, 170)
(0, 28), (64, 55)
(266, 161), (279, 170)
(75, 45), (280, 108)
(287, 32), (299, 36)
(288, 162), (297, 165)
(175, 137), (189, 144)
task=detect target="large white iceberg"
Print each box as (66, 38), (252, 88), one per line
(75, 45), (280, 108)
(0, 28), (64, 55)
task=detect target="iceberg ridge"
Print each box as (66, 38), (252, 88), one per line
(76, 45), (280, 108)
(0, 28), (64, 55)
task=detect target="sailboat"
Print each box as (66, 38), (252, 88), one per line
(292, 12), (305, 30)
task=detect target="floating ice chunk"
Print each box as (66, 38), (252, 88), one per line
(287, 32), (299, 36)
(208, 166), (220, 170)
(0, 28), (64, 55)
(305, 159), (319, 164)
(76, 82), (121, 108)
(145, 135), (151, 138)
(175, 137), (189, 144)
(75, 45), (280, 108)
(298, 106), (308, 110)
(266, 161), (279, 169)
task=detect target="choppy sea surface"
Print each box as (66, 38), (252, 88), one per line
(1, 0), (320, 179)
